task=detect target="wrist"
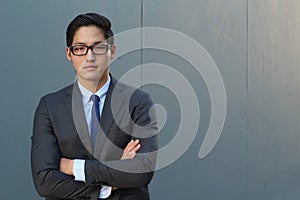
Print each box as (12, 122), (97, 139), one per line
(70, 160), (74, 175)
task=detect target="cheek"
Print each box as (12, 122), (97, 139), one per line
(72, 59), (84, 72)
(101, 59), (111, 68)
(102, 55), (111, 64)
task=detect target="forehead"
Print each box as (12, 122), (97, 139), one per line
(72, 25), (106, 44)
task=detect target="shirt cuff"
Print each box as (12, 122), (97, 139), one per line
(73, 159), (85, 181)
(73, 159), (112, 199)
(99, 186), (112, 199)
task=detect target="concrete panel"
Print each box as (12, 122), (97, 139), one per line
(143, 0), (247, 199)
(0, 0), (141, 199)
(248, 1), (300, 199)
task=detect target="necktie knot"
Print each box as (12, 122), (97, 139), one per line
(91, 94), (100, 103)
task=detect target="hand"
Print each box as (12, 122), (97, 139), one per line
(60, 158), (74, 175)
(121, 139), (141, 160)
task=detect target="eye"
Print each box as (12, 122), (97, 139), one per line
(73, 46), (86, 52)
(95, 45), (107, 50)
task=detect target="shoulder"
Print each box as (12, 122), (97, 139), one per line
(34, 83), (74, 115)
(41, 84), (73, 99)
(37, 83), (74, 107)
(111, 76), (152, 103)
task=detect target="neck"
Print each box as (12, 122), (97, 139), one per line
(78, 71), (109, 93)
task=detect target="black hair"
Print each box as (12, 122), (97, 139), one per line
(66, 13), (114, 47)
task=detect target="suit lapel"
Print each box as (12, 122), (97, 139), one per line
(94, 76), (126, 159)
(63, 77), (127, 159)
(65, 82), (94, 154)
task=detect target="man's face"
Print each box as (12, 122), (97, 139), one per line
(66, 25), (116, 85)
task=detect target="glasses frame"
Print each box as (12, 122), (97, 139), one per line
(69, 43), (111, 56)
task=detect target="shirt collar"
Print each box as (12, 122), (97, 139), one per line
(77, 76), (111, 106)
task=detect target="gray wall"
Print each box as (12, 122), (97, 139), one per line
(1, 0), (299, 199)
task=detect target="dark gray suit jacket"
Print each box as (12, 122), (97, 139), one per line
(31, 76), (158, 200)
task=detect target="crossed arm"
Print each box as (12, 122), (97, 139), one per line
(60, 139), (141, 175)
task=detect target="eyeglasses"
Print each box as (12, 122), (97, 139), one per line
(70, 43), (110, 56)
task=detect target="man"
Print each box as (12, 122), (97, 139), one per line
(31, 13), (158, 200)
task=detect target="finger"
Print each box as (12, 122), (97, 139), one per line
(126, 144), (141, 156)
(132, 144), (141, 153)
(124, 140), (134, 151)
(125, 139), (140, 152)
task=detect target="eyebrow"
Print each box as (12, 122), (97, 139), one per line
(72, 41), (106, 46)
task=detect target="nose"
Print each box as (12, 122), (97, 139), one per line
(86, 47), (95, 62)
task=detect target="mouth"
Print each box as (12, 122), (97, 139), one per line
(83, 65), (97, 71)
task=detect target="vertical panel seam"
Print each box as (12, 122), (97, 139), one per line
(246, 0), (249, 200)
(141, 0), (144, 90)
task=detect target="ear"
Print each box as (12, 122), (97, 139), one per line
(66, 47), (72, 61)
(110, 44), (116, 59)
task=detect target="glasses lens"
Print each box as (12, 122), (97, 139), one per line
(93, 44), (108, 55)
(72, 45), (87, 55)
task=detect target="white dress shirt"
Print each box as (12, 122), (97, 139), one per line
(73, 76), (112, 199)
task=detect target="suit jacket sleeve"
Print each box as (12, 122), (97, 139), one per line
(84, 91), (158, 188)
(31, 97), (99, 199)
